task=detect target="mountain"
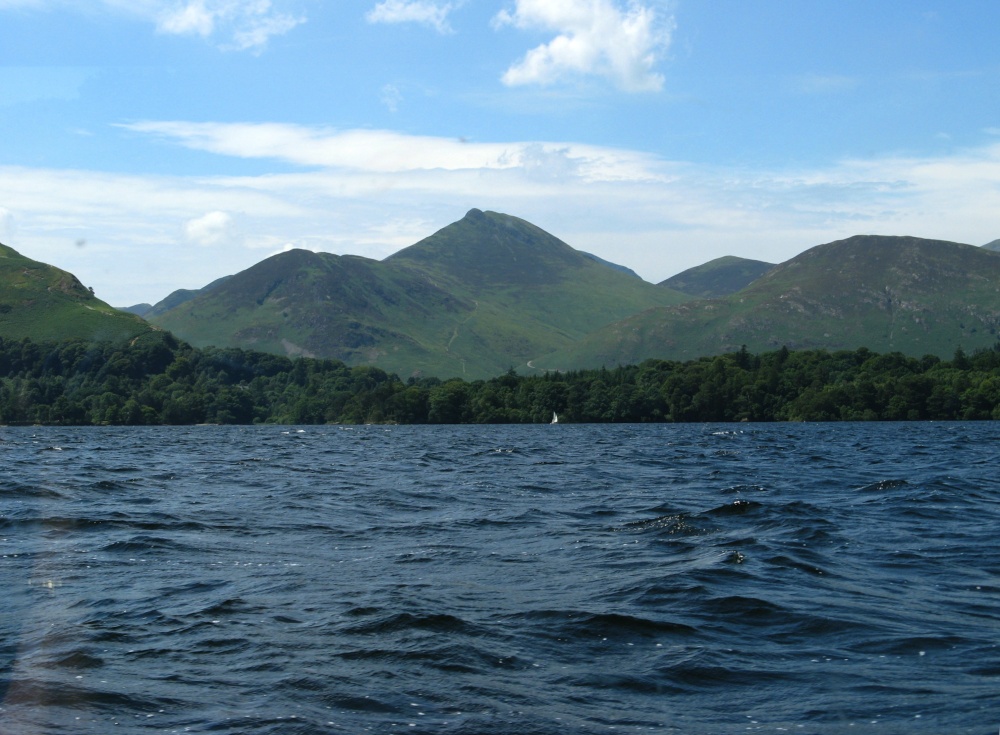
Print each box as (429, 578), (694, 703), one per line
(122, 275), (232, 318)
(149, 210), (690, 378)
(0, 242), (152, 343)
(982, 239), (1000, 252)
(580, 251), (641, 279)
(152, 248), (466, 371)
(536, 235), (1000, 369)
(122, 302), (154, 317)
(659, 255), (774, 298)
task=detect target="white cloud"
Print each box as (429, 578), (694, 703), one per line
(230, 13), (302, 51)
(516, 143), (581, 180)
(5, 128), (1000, 305)
(0, 0), (304, 51)
(494, 0), (672, 92)
(157, 0), (305, 51)
(366, 0), (457, 34)
(158, 0), (215, 36)
(118, 120), (665, 182)
(185, 210), (239, 246)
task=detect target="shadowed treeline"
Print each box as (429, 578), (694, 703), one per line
(1, 333), (999, 425)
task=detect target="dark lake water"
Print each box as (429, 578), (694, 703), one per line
(1, 423), (998, 734)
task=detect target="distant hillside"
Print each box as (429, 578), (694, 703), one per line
(153, 248), (464, 372)
(536, 235), (1000, 369)
(982, 239), (1000, 252)
(122, 275), (232, 318)
(150, 210), (690, 378)
(0, 242), (151, 343)
(122, 302), (154, 317)
(580, 251), (641, 279)
(660, 255), (774, 298)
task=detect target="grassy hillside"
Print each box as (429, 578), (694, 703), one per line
(536, 235), (1000, 369)
(0, 242), (151, 343)
(580, 251), (641, 278)
(659, 255), (774, 298)
(151, 210), (690, 379)
(153, 248), (472, 375)
(386, 209), (686, 340)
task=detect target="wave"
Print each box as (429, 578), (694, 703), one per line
(98, 535), (200, 553)
(0, 423), (997, 734)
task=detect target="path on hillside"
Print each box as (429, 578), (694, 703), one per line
(446, 300), (478, 352)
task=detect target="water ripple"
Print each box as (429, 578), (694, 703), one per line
(0, 423), (998, 734)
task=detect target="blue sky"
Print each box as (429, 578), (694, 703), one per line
(2, 0), (1000, 306)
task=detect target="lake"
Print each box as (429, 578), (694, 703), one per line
(1, 423), (998, 734)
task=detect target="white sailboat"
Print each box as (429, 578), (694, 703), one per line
(550, 412), (559, 424)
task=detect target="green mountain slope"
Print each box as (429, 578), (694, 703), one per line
(536, 235), (1000, 369)
(385, 209), (686, 344)
(153, 248), (470, 375)
(123, 302), (154, 317)
(580, 251), (641, 279)
(150, 210), (690, 378)
(0, 242), (151, 342)
(122, 275), (232, 318)
(982, 239), (1000, 252)
(659, 255), (774, 298)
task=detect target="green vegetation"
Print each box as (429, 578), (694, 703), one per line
(659, 255), (774, 298)
(6, 224), (1000, 425)
(3, 334), (1000, 425)
(122, 275), (232, 318)
(149, 209), (689, 380)
(0, 242), (152, 343)
(541, 235), (1000, 370)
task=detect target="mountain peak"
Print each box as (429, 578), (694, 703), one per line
(386, 209), (584, 287)
(148, 210), (685, 378)
(659, 255), (774, 298)
(754, 234), (980, 291)
(542, 233), (1000, 370)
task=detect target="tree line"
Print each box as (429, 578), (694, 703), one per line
(1, 332), (999, 425)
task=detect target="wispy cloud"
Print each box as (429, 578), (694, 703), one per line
(117, 120), (665, 182)
(493, 0), (673, 92)
(366, 0), (458, 34)
(380, 83), (403, 113)
(155, 0), (305, 51)
(5, 125), (1000, 305)
(157, 1), (215, 36)
(0, 0), (305, 51)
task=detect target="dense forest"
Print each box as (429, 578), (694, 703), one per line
(1, 332), (999, 425)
